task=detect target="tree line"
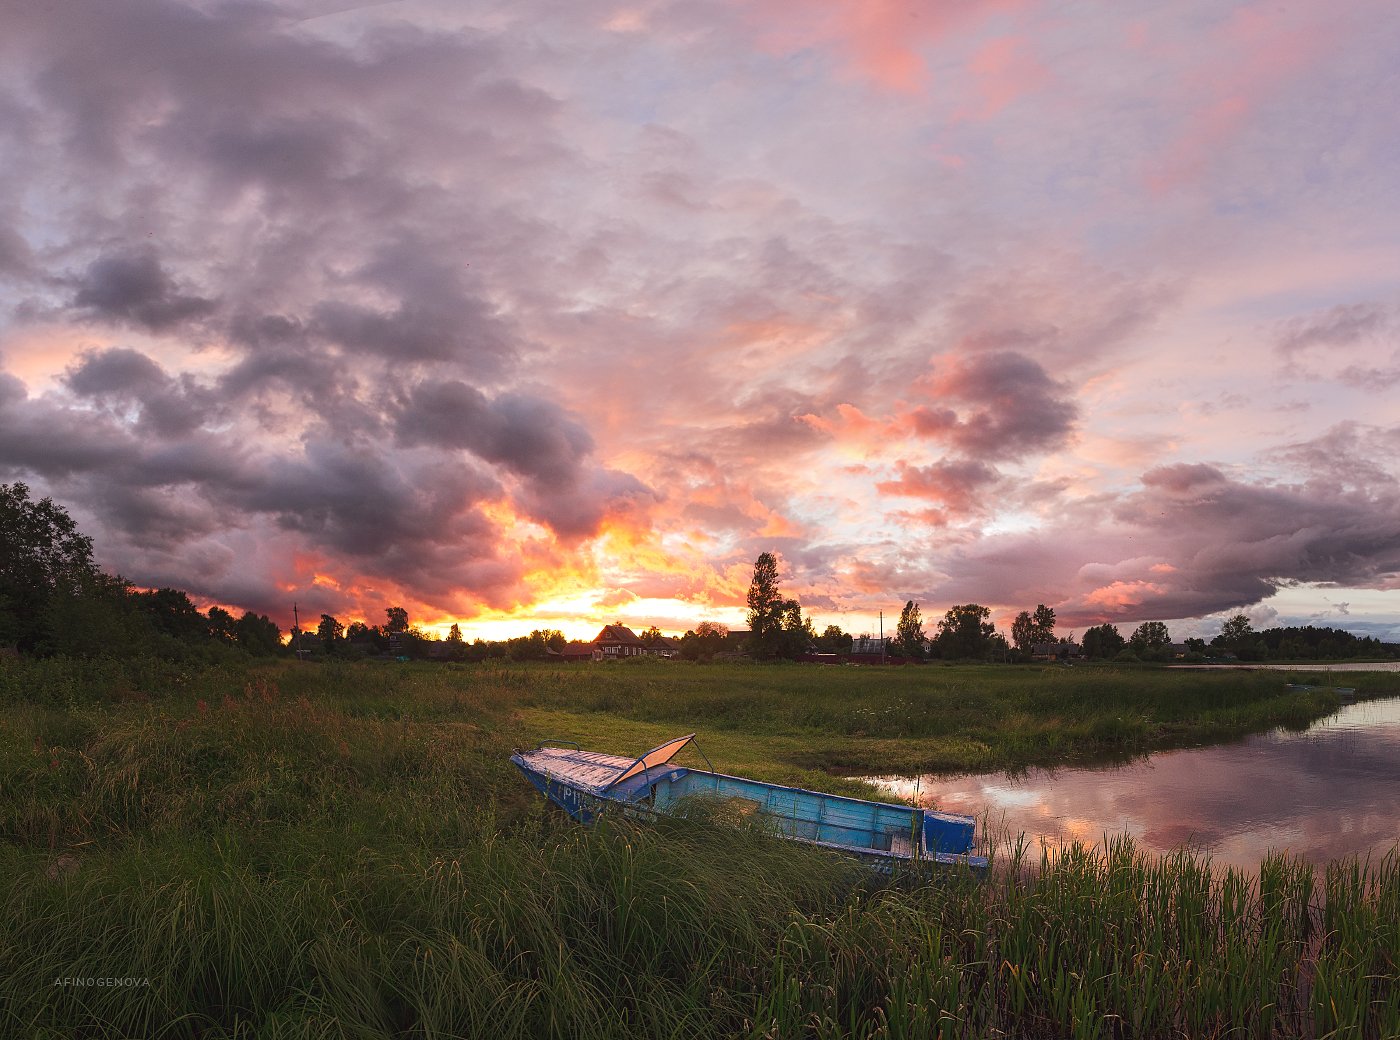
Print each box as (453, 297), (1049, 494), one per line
(740, 553), (1397, 663)
(7, 490), (1394, 668)
(2, 483), (281, 662)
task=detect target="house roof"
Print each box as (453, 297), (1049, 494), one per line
(594, 624), (644, 646)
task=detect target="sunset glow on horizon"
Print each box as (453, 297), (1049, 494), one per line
(2, 0), (1399, 645)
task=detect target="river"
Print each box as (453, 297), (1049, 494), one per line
(867, 695), (1400, 870)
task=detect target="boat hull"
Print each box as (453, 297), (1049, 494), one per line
(511, 742), (988, 875)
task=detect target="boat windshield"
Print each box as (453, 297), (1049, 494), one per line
(603, 733), (696, 790)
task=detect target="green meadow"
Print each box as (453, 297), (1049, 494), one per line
(2, 657), (1397, 1038)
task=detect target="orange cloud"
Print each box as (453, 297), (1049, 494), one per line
(1083, 579), (1166, 611)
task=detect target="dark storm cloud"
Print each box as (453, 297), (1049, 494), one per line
(64, 347), (167, 397)
(393, 380), (593, 483)
(393, 378), (654, 537)
(64, 347), (223, 437)
(0, 0), (643, 618)
(71, 251), (217, 331)
(914, 351), (1078, 460)
(938, 458), (1400, 625)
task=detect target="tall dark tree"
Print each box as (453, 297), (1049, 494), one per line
(318, 613), (344, 652)
(0, 482), (99, 652)
(680, 620), (729, 661)
(1129, 621), (1172, 660)
(44, 571), (144, 658)
(234, 611), (282, 656)
(132, 588), (207, 643)
(746, 552), (786, 657)
(1215, 614), (1254, 650)
(1013, 604), (1057, 652)
(777, 600), (816, 659)
(934, 604), (997, 659)
(1081, 623), (1126, 659)
(894, 600), (926, 660)
(385, 606), (410, 633)
(207, 606), (237, 644)
(818, 624), (853, 654)
(1011, 611), (1036, 652)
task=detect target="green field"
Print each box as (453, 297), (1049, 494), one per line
(3, 657), (1397, 1038)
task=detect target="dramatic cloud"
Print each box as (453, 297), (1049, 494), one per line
(1, 0), (1398, 637)
(71, 251), (217, 332)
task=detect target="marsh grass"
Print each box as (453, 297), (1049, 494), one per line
(2, 656), (1398, 1037)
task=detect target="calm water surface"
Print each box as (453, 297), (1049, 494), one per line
(868, 696), (1400, 870)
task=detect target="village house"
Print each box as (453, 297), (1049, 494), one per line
(555, 640), (596, 663)
(593, 624), (647, 660)
(1031, 640), (1083, 662)
(642, 635), (681, 658)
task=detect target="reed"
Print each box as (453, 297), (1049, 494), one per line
(2, 656), (1397, 1037)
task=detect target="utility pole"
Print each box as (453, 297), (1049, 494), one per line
(879, 610), (885, 665)
(292, 601), (306, 660)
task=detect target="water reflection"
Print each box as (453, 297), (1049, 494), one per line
(868, 697), (1400, 870)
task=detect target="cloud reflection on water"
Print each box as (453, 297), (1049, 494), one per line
(872, 698), (1400, 870)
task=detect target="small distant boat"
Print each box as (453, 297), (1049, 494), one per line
(511, 733), (989, 873)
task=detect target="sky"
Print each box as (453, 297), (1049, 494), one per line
(2, 0), (1399, 643)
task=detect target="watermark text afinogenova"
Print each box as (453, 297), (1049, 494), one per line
(53, 976), (151, 988)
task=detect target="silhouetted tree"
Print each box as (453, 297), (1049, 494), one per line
(1129, 621), (1172, 660)
(385, 606), (410, 633)
(1012, 604), (1057, 652)
(207, 606), (237, 644)
(1214, 614), (1255, 654)
(934, 604), (997, 659)
(1, 482), (100, 652)
(818, 624), (853, 654)
(132, 588), (207, 643)
(234, 611), (282, 655)
(1011, 611), (1035, 652)
(1082, 623), (1126, 659)
(746, 552), (786, 657)
(777, 600), (816, 659)
(894, 600), (926, 660)
(681, 621), (728, 661)
(318, 613), (344, 652)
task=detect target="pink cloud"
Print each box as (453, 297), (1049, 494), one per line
(739, 0), (1030, 95)
(961, 35), (1050, 119)
(1146, 2), (1339, 194)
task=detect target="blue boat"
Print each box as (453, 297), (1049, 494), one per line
(511, 733), (989, 872)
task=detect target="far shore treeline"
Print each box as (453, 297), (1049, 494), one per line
(3, 484), (1396, 666)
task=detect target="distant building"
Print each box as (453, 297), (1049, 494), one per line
(1031, 640), (1082, 662)
(593, 624), (646, 659)
(642, 635), (681, 659)
(848, 635), (892, 665)
(557, 640), (596, 663)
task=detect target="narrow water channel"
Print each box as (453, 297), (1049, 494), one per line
(867, 696), (1400, 870)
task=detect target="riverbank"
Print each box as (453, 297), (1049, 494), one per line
(3, 656), (1397, 1036)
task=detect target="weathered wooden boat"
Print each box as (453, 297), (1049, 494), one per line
(511, 733), (989, 872)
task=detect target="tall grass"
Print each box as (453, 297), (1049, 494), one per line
(2, 657), (1398, 1037)
(6, 827), (1398, 1038)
